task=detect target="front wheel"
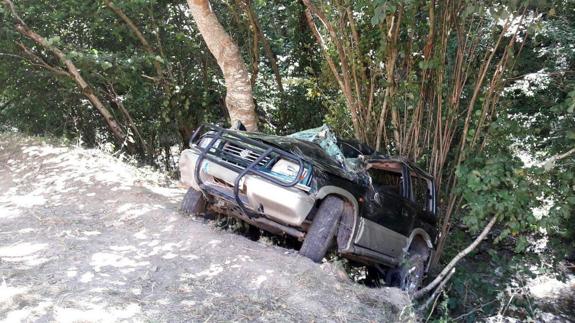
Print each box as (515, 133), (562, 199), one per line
(299, 196), (344, 262)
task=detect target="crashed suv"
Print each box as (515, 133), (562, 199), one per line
(179, 124), (438, 292)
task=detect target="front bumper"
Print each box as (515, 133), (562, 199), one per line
(180, 148), (315, 227)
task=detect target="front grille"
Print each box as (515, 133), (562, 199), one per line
(221, 142), (272, 167)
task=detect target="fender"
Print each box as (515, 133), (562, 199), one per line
(404, 228), (434, 272)
(404, 228), (434, 250)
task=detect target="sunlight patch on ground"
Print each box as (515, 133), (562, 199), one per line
(80, 272), (95, 283)
(21, 145), (69, 158)
(207, 239), (222, 247)
(90, 252), (150, 273)
(0, 281), (28, 306)
(0, 242), (47, 257)
(529, 275), (575, 299)
(182, 254), (200, 260)
(149, 242), (182, 257)
(0, 205), (21, 219)
(182, 264), (224, 280)
(3, 194), (46, 208)
(143, 184), (184, 199)
(53, 303), (141, 323)
(116, 203), (158, 220)
(82, 230), (101, 236)
(251, 275), (267, 289)
(162, 252), (178, 259)
(2, 300), (52, 323)
(133, 229), (147, 240)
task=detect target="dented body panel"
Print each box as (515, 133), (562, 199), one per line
(179, 124), (439, 269)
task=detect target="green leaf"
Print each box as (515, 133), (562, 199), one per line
(514, 236), (529, 253)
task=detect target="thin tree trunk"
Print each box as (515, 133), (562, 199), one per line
(302, 0), (363, 141)
(245, 2), (284, 94)
(106, 83), (151, 157)
(187, 0), (258, 131)
(103, 0), (164, 80)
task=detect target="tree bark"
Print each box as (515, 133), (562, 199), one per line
(187, 0), (258, 131)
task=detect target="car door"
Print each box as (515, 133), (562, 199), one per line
(409, 171), (438, 237)
(352, 161), (412, 259)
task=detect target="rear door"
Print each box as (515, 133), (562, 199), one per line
(409, 171), (437, 234)
(352, 161), (412, 258)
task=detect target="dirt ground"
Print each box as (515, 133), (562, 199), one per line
(0, 135), (411, 322)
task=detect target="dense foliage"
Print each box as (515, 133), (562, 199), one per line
(1, 0), (573, 320)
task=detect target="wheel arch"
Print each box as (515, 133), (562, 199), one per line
(315, 186), (359, 217)
(406, 228), (434, 252)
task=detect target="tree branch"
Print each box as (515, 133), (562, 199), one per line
(542, 147), (575, 170)
(3, 0), (129, 144)
(418, 268), (455, 313)
(103, 0), (164, 80)
(16, 42), (70, 77)
(415, 214), (498, 299)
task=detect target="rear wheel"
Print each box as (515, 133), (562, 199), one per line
(299, 196), (344, 262)
(181, 187), (207, 216)
(386, 252), (427, 295)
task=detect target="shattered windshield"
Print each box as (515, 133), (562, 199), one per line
(289, 125), (360, 171)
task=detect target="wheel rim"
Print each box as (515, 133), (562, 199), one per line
(400, 264), (422, 294)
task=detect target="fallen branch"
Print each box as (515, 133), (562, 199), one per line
(419, 268), (455, 314)
(414, 214), (498, 299)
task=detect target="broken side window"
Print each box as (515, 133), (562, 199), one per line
(411, 174), (432, 212)
(369, 169), (403, 196)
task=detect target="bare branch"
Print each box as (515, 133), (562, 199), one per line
(419, 268), (455, 315)
(542, 147), (575, 170)
(16, 42), (70, 77)
(415, 214), (498, 299)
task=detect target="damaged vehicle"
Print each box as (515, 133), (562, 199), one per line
(179, 123), (438, 293)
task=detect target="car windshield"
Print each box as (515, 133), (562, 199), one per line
(289, 125), (362, 172)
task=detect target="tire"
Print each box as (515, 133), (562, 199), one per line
(181, 187), (207, 216)
(386, 253), (426, 295)
(299, 196), (345, 262)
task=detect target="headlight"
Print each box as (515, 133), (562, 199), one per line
(271, 159), (308, 183)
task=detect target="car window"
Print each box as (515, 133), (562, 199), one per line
(411, 174), (431, 212)
(368, 169), (403, 196)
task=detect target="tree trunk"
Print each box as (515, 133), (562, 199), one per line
(187, 0), (258, 132)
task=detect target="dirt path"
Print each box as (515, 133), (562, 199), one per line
(0, 135), (410, 322)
